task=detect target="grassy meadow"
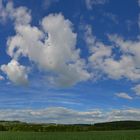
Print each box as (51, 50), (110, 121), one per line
(0, 130), (139, 140)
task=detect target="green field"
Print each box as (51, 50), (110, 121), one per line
(0, 130), (139, 140)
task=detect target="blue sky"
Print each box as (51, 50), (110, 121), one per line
(0, 0), (140, 124)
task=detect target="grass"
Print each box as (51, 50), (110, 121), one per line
(0, 130), (139, 140)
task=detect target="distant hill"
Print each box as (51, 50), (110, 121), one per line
(0, 120), (139, 132)
(93, 121), (140, 130)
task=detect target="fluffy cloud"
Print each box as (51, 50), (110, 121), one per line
(107, 35), (140, 80)
(85, 25), (112, 79)
(0, 1), (90, 87)
(85, 0), (108, 10)
(0, 1), (31, 85)
(0, 0), (31, 25)
(116, 92), (133, 100)
(84, 25), (112, 79)
(85, 24), (140, 81)
(102, 56), (140, 80)
(0, 107), (140, 124)
(1, 60), (29, 85)
(6, 13), (90, 87)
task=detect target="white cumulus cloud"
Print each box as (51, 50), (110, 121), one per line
(0, 0), (31, 25)
(1, 59), (29, 85)
(6, 13), (90, 87)
(0, 1), (90, 87)
(85, 25), (140, 81)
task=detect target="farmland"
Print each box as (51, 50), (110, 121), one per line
(0, 130), (139, 140)
(0, 121), (139, 140)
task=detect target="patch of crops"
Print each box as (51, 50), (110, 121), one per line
(0, 130), (139, 140)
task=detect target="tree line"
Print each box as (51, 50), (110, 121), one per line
(0, 121), (139, 132)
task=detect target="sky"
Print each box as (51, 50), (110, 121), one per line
(0, 0), (140, 124)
